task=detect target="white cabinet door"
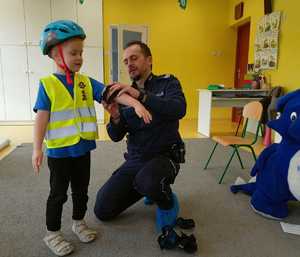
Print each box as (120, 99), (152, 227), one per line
(1, 46), (31, 120)
(27, 46), (54, 119)
(0, 48), (6, 120)
(77, 0), (103, 47)
(80, 47), (104, 122)
(51, 0), (77, 21)
(24, 0), (51, 46)
(0, 0), (26, 45)
(81, 47), (103, 82)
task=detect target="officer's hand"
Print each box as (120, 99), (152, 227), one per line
(110, 83), (140, 99)
(133, 102), (152, 124)
(103, 101), (120, 119)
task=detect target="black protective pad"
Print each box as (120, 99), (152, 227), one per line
(176, 217), (196, 229)
(103, 84), (121, 104)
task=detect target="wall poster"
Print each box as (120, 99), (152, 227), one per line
(254, 11), (281, 71)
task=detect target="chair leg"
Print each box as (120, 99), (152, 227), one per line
(218, 148), (236, 184)
(249, 146), (257, 162)
(204, 142), (218, 169)
(235, 146), (244, 169)
(260, 124), (265, 136)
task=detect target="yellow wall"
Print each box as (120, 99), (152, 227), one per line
(228, 0), (300, 91)
(103, 0), (237, 120)
(269, 0), (300, 91)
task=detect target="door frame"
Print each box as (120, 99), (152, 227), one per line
(234, 22), (250, 89)
(232, 22), (250, 122)
(109, 25), (148, 84)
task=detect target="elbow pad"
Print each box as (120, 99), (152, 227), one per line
(103, 84), (121, 104)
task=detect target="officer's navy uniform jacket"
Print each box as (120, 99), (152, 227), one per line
(107, 73), (186, 159)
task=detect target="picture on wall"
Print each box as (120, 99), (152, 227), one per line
(254, 11), (281, 71)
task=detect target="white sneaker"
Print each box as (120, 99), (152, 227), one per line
(72, 220), (97, 243)
(43, 231), (74, 256)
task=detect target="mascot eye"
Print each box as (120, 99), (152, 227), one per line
(290, 112), (297, 121)
(276, 112), (281, 119)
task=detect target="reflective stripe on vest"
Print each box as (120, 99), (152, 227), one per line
(49, 107), (96, 123)
(45, 122), (97, 140)
(41, 73), (98, 148)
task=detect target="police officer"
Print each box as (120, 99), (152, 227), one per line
(94, 41), (187, 233)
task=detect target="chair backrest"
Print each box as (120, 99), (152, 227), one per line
(240, 101), (263, 143)
(242, 101), (263, 122)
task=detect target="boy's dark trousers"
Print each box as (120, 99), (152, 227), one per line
(46, 152), (90, 232)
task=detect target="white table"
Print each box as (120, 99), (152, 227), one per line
(197, 89), (269, 137)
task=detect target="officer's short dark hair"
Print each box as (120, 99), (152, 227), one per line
(124, 41), (152, 57)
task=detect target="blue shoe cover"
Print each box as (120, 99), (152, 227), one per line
(144, 196), (154, 205)
(156, 193), (179, 232)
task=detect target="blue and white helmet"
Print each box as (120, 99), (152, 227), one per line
(40, 20), (86, 55)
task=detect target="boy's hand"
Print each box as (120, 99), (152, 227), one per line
(133, 103), (152, 124)
(32, 149), (43, 174)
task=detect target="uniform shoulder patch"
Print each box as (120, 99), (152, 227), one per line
(158, 74), (173, 79)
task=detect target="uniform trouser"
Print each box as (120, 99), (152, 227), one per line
(46, 152), (90, 231)
(94, 155), (179, 221)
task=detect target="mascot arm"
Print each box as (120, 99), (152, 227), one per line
(251, 143), (279, 177)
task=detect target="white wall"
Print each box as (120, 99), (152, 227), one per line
(0, 0), (104, 123)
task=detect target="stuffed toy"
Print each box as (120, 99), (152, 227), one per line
(231, 89), (300, 219)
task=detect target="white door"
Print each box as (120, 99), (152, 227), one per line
(24, 0), (51, 46)
(81, 47), (104, 123)
(0, 0), (26, 45)
(0, 48), (6, 120)
(27, 46), (54, 119)
(1, 46), (31, 121)
(51, 0), (77, 21)
(77, 0), (103, 47)
(110, 25), (148, 84)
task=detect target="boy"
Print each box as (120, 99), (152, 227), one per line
(32, 20), (151, 256)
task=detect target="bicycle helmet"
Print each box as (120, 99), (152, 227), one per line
(40, 20), (86, 55)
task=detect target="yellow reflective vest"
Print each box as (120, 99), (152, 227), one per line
(41, 73), (98, 149)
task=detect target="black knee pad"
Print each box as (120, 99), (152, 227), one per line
(102, 84), (121, 104)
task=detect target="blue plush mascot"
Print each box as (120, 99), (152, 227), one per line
(231, 89), (300, 220)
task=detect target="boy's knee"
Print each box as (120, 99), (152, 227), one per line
(48, 194), (68, 205)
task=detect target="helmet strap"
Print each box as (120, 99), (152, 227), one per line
(57, 44), (73, 85)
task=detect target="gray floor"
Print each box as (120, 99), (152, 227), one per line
(1, 139), (299, 257)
